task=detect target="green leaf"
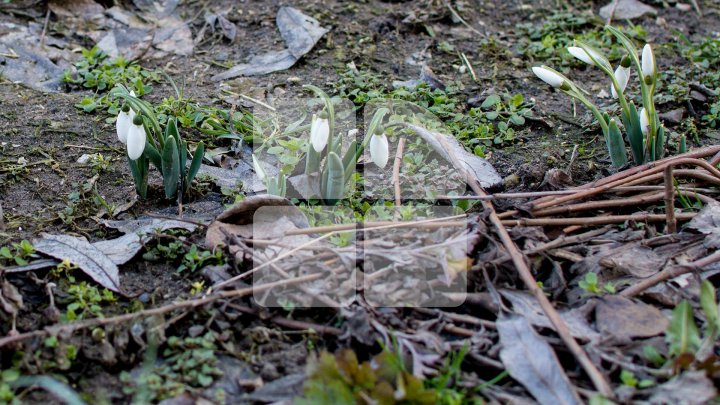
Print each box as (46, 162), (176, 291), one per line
(667, 300), (702, 357)
(186, 142), (204, 193)
(165, 116), (179, 141)
(127, 156), (148, 198)
(481, 94), (501, 109)
(621, 102), (645, 165)
(144, 141), (162, 173)
(700, 280), (719, 331)
(162, 136), (180, 199)
(323, 152), (345, 202)
(178, 139), (188, 187)
(607, 119), (628, 167)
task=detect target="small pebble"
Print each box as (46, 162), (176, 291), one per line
(138, 292), (150, 303)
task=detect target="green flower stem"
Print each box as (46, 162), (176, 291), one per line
(606, 26), (658, 158)
(566, 90), (609, 136)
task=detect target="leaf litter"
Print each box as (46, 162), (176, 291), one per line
(1, 0), (720, 403)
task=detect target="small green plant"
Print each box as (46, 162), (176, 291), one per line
(578, 272), (615, 295)
(120, 333), (223, 402)
(177, 245), (224, 273)
(665, 280), (719, 370)
(64, 47), (160, 116)
(297, 349), (437, 405)
(619, 369), (653, 388)
(0, 368), (20, 404)
(62, 281), (117, 321)
(533, 26), (679, 167)
(0, 240), (35, 266)
(112, 84), (205, 200)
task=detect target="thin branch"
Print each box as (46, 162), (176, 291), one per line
(502, 212), (695, 227)
(621, 249), (720, 298)
(0, 273), (322, 348)
(664, 165), (677, 233)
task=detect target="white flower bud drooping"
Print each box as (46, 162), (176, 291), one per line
(532, 66), (565, 88)
(252, 154), (266, 181)
(641, 44), (655, 79)
(369, 132), (389, 168)
(126, 115), (146, 160)
(116, 106), (134, 144)
(568, 46), (605, 67)
(310, 113), (330, 153)
(611, 65), (631, 99)
(639, 107), (650, 136)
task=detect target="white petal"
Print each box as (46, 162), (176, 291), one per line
(611, 66), (630, 99)
(129, 90), (136, 97)
(532, 66), (564, 88)
(311, 116), (329, 153)
(568, 46), (594, 65)
(126, 124), (146, 160)
(252, 154), (265, 181)
(642, 44), (655, 77)
(369, 133), (389, 168)
(116, 110), (131, 144)
(639, 107), (650, 135)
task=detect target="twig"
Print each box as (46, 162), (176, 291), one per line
(690, 0), (703, 16)
(39, 7), (50, 49)
(0, 273), (322, 348)
(284, 215), (467, 236)
(606, 0), (620, 24)
(532, 145), (720, 207)
(435, 189), (579, 200)
(473, 227), (611, 270)
(532, 190), (715, 217)
(221, 89), (276, 111)
(443, 0), (483, 36)
(501, 212), (695, 227)
(393, 137), (406, 214)
(532, 157), (720, 211)
(223, 302), (342, 335)
(621, 250), (720, 298)
(664, 165), (677, 233)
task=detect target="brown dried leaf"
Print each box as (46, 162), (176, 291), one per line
(34, 233), (122, 293)
(497, 315), (582, 405)
(687, 200), (720, 249)
(595, 295), (668, 342)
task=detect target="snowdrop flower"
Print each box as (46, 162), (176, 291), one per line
(116, 105), (135, 144)
(369, 130), (389, 168)
(611, 65), (630, 99)
(310, 112), (330, 153)
(568, 46), (605, 67)
(641, 44), (655, 81)
(117, 91), (138, 144)
(126, 115), (146, 160)
(532, 66), (565, 89)
(639, 107), (650, 135)
(252, 154), (266, 181)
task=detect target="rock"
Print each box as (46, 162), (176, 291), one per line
(659, 108), (685, 125)
(599, 0), (657, 20)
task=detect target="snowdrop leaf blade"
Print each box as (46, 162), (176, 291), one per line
(323, 152), (345, 201)
(607, 119), (628, 167)
(186, 142), (204, 192)
(162, 136), (180, 199)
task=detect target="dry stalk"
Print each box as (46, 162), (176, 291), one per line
(0, 273), (322, 348)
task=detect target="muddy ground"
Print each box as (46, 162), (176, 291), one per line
(1, 0), (720, 403)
